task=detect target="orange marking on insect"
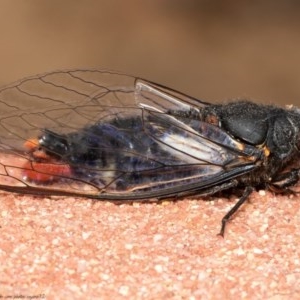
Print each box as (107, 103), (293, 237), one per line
(24, 138), (51, 160)
(205, 114), (219, 126)
(24, 138), (39, 151)
(23, 161), (72, 183)
(23, 138), (72, 183)
(236, 142), (245, 151)
(263, 146), (270, 157)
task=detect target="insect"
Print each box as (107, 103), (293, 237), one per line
(0, 69), (299, 236)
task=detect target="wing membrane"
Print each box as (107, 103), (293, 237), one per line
(0, 70), (262, 199)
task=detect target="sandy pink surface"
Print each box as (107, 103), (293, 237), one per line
(0, 2), (300, 299)
(1, 188), (300, 299)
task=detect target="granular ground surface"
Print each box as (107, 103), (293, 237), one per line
(1, 189), (299, 299)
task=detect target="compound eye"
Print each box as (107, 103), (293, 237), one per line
(272, 117), (295, 158)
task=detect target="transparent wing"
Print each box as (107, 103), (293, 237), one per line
(0, 69), (262, 199)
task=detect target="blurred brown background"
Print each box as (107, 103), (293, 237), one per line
(0, 0), (300, 105)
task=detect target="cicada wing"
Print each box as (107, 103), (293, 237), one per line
(0, 70), (139, 149)
(92, 109), (261, 199)
(0, 69), (260, 199)
(27, 105), (260, 199)
(0, 70), (208, 149)
(134, 79), (210, 113)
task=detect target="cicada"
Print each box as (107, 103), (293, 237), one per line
(0, 69), (300, 236)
